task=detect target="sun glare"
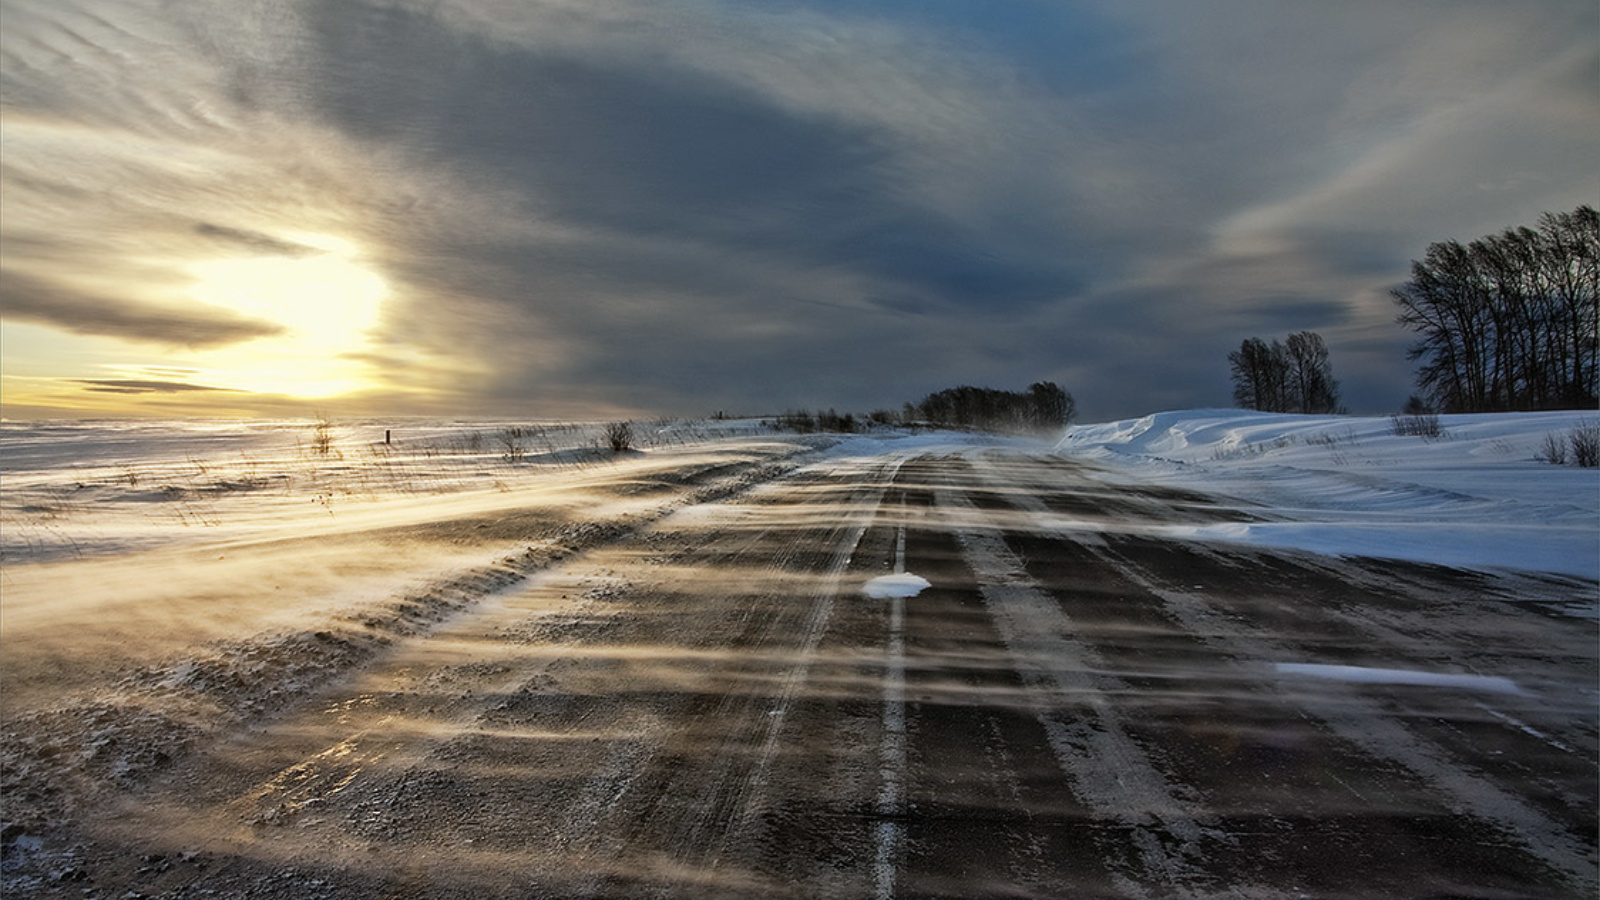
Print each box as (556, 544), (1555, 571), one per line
(184, 234), (388, 398)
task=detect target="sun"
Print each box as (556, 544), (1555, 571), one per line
(183, 234), (389, 398)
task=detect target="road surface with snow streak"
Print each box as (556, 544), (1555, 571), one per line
(4, 449), (1596, 898)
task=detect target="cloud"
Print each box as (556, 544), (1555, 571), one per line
(77, 378), (240, 394)
(0, 0), (1594, 419)
(193, 223), (321, 257)
(275, 0), (1116, 411)
(0, 269), (285, 348)
(300, 0), (1091, 307)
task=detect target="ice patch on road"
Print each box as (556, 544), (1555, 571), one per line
(862, 573), (931, 599)
(1275, 663), (1524, 695)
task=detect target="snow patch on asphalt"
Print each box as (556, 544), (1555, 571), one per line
(862, 573), (931, 599)
(1275, 663), (1525, 695)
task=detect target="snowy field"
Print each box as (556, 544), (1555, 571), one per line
(0, 417), (778, 564)
(4, 408), (1594, 586)
(1058, 409), (1600, 580)
(0, 416), (816, 715)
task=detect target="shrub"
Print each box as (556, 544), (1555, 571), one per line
(311, 417), (335, 456)
(771, 409), (865, 434)
(1535, 424), (1599, 467)
(1536, 432), (1568, 465)
(771, 410), (815, 433)
(499, 427), (525, 464)
(605, 421), (635, 453)
(1390, 412), (1444, 439)
(1570, 424), (1600, 468)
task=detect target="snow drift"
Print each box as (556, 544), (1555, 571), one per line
(1057, 409), (1599, 579)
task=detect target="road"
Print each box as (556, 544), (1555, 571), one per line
(6, 449), (1597, 898)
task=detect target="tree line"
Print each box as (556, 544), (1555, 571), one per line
(1227, 331), (1342, 414)
(1391, 205), (1598, 413)
(906, 382), (1076, 433)
(1227, 206), (1596, 416)
(770, 382), (1076, 436)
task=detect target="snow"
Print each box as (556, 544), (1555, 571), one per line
(862, 573), (932, 599)
(1057, 409), (1600, 579)
(1274, 663), (1525, 695)
(4, 411), (1595, 584)
(9, 410), (1591, 581)
(0, 417), (780, 562)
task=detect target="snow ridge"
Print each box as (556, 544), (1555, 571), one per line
(1057, 409), (1600, 579)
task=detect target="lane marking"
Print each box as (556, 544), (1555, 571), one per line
(1475, 703), (1575, 755)
(1275, 662), (1523, 695)
(875, 523), (909, 900)
(731, 459), (905, 835)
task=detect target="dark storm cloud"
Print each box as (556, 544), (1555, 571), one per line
(275, 0), (1126, 414)
(0, 269), (284, 349)
(302, 0), (1086, 315)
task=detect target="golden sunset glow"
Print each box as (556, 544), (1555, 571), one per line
(182, 234), (388, 398)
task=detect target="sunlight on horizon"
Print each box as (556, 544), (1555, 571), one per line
(182, 233), (389, 399)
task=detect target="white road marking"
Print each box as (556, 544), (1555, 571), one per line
(875, 523), (909, 900)
(1475, 703), (1576, 754)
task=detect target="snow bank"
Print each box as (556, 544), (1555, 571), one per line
(1058, 409), (1599, 579)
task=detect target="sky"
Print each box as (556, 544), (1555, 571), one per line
(1, 0), (1595, 422)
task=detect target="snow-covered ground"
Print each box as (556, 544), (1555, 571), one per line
(0, 417), (779, 563)
(1057, 409), (1600, 579)
(4, 409), (1594, 580)
(0, 416), (818, 712)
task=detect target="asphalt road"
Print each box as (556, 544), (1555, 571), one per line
(7, 450), (1597, 898)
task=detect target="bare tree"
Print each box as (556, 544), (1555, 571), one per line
(1230, 332), (1338, 413)
(1394, 206), (1599, 412)
(1027, 381), (1076, 431)
(1285, 331), (1341, 414)
(909, 382), (1076, 433)
(1229, 337), (1287, 412)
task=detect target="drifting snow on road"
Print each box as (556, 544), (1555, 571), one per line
(2, 414), (1596, 898)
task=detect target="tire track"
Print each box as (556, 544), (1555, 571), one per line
(486, 457), (903, 898)
(711, 459), (903, 858)
(524, 459), (905, 897)
(1094, 540), (1599, 892)
(964, 450), (1596, 895)
(20, 448), (1592, 899)
(73, 463), (852, 898)
(935, 483), (1234, 898)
